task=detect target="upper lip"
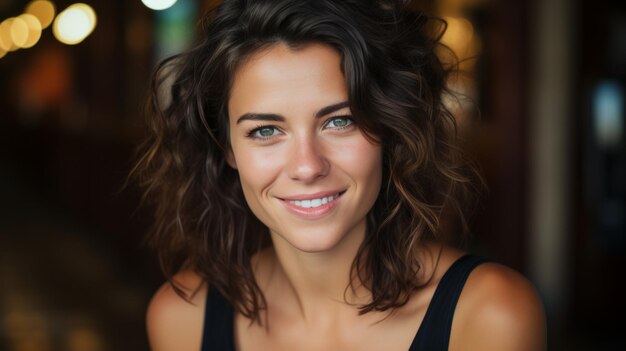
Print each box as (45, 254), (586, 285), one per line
(279, 190), (345, 201)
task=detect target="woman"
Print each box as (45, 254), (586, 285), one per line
(135, 0), (546, 350)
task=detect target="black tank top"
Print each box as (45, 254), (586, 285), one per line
(201, 254), (488, 351)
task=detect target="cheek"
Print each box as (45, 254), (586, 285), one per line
(332, 139), (383, 183)
(233, 147), (282, 224)
(234, 147), (283, 194)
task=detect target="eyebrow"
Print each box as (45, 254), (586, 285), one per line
(235, 101), (350, 124)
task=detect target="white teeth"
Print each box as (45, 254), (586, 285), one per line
(290, 194), (339, 208)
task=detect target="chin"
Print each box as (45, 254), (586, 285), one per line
(270, 223), (364, 254)
(290, 238), (343, 254)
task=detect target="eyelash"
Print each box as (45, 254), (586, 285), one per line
(245, 116), (355, 140)
(246, 125), (280, 139)
(325, 115), (354, 130)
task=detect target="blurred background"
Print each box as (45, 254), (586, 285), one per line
(0, 0), (624, 350)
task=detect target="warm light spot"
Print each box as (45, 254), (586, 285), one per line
(72, 3), (97, 31)
(53, 10), (91, 45)
(141, 0), (178, 11)
(440, 16), (476, 59)
(25, 0), (56, 29)
(0, 47), (7, 59)
(10, 17), (29, 48)
(17, 14), (42, 48)
(0, 18), (19, 52)
(52, 3), (97, 45)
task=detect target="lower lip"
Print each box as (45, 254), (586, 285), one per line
(280, 194), (342, 219)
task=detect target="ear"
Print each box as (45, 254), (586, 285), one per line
(226, 148), (238, 169)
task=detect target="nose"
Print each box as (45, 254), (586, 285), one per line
(286, 135), (330, 182)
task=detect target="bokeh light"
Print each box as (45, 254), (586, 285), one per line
(52, 3), (97, 45)
(18, 13), (43, 48)
(9, 16), (29, 48)
(593, 81), (624, 149)
(0, 18), (19, 52)
(141, 0), (178, 11)
(73, 3), (97, 31)
(25, 0), (56, 29)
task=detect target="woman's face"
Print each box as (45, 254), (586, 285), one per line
(227, 43), (382, 253)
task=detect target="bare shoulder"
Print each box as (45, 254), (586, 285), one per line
(146, 270), (207, 351)
(450, 261), (547, 351)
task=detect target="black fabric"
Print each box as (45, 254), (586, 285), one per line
(201, 287), (235, 351)
(408, 254), (488, 350)
(200, 254), (488, 351)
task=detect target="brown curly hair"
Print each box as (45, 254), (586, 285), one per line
(133, 0), (481, 323)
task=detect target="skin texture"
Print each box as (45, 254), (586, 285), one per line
(146, 44), (546, 350)
(227, 43), (383, 255)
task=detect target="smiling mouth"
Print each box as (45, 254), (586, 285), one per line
(287, 193), (341, 208)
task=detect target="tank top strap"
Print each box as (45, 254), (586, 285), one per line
(200, 255), (488, 351)
(408, 254), (490, 351)
(201, 287), (235, 351)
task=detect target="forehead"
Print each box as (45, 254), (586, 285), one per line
(228, 43), (348, 119)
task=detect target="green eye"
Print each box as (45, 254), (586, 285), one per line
(258, 127), (275, 137)
(248, 126), (280, 139)
(326, 117), (353, 129)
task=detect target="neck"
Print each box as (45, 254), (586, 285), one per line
(267, 220), (370, 323)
